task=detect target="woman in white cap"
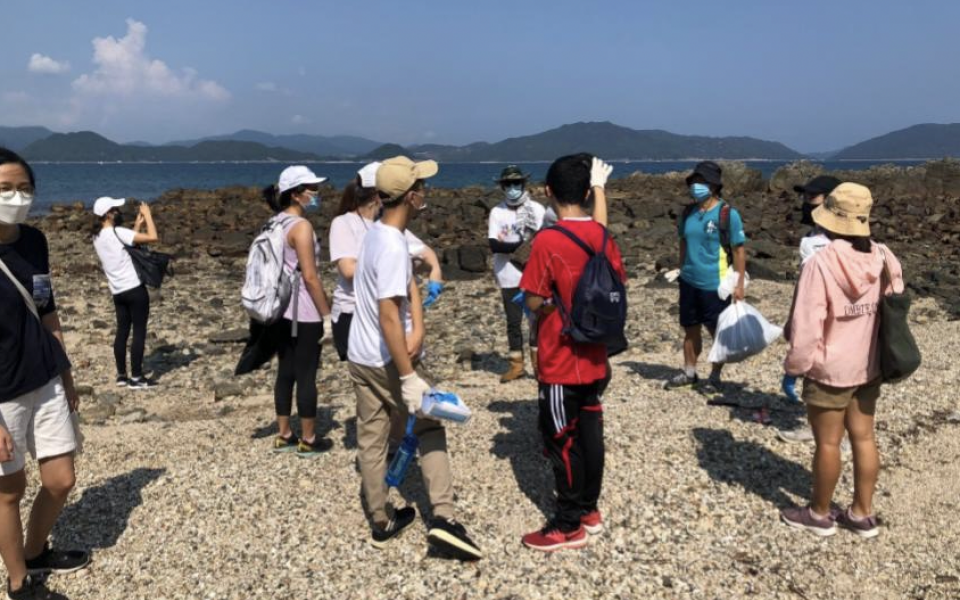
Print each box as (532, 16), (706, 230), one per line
(0, 148), (90, 598)
(328, 162), (443, 362)
(92, 195), (159, 389)
(262, 166), (334, 458)
(780, 182), (904, 539)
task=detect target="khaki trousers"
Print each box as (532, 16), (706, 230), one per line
(348, 360), (455, 525)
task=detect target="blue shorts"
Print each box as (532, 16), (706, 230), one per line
(679, 278), (729, 332)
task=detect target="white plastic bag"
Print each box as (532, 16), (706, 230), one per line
(708, 301), (782, 364)
(717, 270), (750, 300)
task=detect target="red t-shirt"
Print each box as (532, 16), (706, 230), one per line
(520, 218), (627, 385)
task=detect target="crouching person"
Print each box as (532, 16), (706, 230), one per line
(347, 156), (481, 560)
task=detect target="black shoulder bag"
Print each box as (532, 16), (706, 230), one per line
(114, 229), (174, 289)
(877, 249), (921, 383)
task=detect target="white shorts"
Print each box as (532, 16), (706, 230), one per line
(0, 376), (77, 476)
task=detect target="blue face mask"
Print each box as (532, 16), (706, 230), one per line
(690, 183), (712, 202)
(305, 193), (320, 212)
(505, 185), (524, 203)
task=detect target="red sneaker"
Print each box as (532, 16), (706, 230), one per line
(522, 524), (588, 552)
(581, 511), (604, 535)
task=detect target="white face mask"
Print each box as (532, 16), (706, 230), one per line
(0, 191), (34, 225)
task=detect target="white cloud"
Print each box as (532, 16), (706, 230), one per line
(72, 19), (229, 101)
(256, 82), (278, 92)
(1, 91), (31, 104)
(291, 115), (311, 125)
(28, 54), (70, 74)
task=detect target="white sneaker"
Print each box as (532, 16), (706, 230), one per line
(777, 427), (814, 443)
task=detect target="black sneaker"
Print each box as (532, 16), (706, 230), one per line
(371, 506), (417, 549)
(295, 436), (333, 458)
(271, 433), (299, 453)
(427, 517), (483, 560)
(25, 543), (90, 575)
(7, 575), (69, 600)
(115, 375), (129, 387)
(127, 377), (157, 390)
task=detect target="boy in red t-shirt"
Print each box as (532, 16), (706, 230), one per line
(519, 154), (626, 551)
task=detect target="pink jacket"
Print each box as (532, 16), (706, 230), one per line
(784, 240), (904, 387)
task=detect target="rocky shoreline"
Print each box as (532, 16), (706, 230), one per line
(13, 160), (960, 599)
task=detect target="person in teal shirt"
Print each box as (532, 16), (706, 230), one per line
(666, 161), (747, 395)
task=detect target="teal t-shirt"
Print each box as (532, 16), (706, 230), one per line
(679, 201), (747, 291)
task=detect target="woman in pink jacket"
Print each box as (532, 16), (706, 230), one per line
(779, 182), (903, 539)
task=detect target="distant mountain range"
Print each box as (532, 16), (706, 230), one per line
(3, 121), (960, 162)
(403, 121), (802, 161)
(20, 131), (318, 162)
(166, 129), (382, 157)
(833, 123), (960, 159)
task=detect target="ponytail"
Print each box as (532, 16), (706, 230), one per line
(336, 178), (379, 217)
(262, 184), (297, 213)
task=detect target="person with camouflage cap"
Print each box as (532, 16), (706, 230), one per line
(487, 165), (546, 382)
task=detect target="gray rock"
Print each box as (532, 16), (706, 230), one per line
(214, 382), (244, 401)
(209, 328), (249, 344)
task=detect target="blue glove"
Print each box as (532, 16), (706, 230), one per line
(512, 290), (531, 317)
(782, 375), (800, 403)
(423, 280), (444, 308)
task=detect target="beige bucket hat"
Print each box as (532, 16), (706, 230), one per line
(812, 182), (873, 237)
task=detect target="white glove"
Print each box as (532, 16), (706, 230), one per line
(400, 372), (432, 417)
(320, 314), (333, 344)
(590, 157), (613, 189)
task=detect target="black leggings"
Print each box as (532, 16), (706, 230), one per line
(275, 319), (322, 419)
(113, 285), (150, 378)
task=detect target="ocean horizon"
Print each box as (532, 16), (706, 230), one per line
(28, 159), (930, 211)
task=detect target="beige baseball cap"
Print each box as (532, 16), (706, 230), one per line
(375, 156), (438, 199)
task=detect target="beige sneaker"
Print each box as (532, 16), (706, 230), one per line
(777, 427), (814, 443)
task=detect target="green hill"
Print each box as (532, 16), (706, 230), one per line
(833, 123), (960, 159)
(0, 126), (56, 152)
(410, 121), (802, 161)
(21, 131), (320, 162)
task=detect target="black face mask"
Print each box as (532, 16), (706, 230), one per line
(800, 203), (816, 226)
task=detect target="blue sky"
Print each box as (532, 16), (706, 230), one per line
(3, 0), (959, 152)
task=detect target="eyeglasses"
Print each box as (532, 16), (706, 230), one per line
(0, 189), (34, 200)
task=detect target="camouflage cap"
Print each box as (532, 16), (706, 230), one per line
(496, 165), (530, 184)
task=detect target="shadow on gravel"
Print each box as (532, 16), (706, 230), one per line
(489, 399), (555, 520)
(142, 348), (200, 381)
(470, 352), (510, 376)
(618, 360), (678, 383)
(54, 467), (166, 550)
(249, 407), (340, 443)
(693, 428), (810, 508)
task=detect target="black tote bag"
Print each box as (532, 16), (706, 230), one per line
(877, 250), (921, 383)
(115, 229), (174, 289)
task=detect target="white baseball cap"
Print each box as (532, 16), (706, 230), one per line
(93, 196), (126, 217)
(277, 166), (327, 194)
(357, 162), (382, 189)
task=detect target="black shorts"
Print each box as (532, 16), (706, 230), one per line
(332, 312), (352, 361)
(679, 278), (730, 332)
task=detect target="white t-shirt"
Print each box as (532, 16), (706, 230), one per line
(799, 231), (830, 266)
(329, 213), (428, 321)
(487, 199), (545, 288)
(93, 227), (141, 295)
(347, 222), (413, 368)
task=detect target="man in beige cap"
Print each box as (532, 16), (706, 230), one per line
(347, 156), (482, 560)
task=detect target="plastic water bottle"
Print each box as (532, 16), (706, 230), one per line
(385, 415), (418, 488)
(421, 390), (472, 423)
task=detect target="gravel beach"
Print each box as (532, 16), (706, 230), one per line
(14, 218), (959, 600)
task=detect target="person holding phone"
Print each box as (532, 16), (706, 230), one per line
(92, 196), (159, 389)
(0, 148), (89, 599)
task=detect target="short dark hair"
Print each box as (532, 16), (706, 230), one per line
(0, 147), (36, 190)
(546, 153), (591, 205)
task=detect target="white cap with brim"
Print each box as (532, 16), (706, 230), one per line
(278, 166), (327, 194)
(93, 196), (126, 217)
(357, 162), (382, 189)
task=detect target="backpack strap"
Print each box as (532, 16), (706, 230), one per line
(549, 224), (607, 257)
(0, 256), (40, 320)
